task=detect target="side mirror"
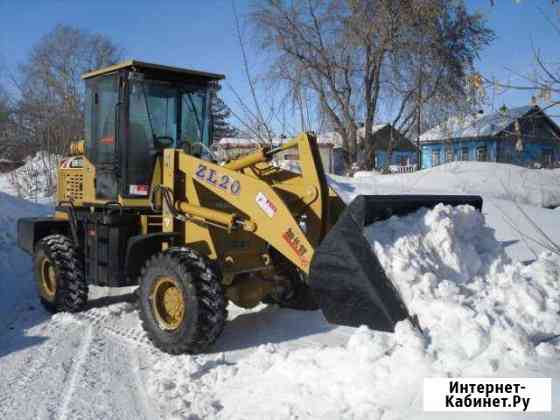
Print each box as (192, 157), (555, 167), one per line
(183, 141), (203, 157)
(153, 136), (174, 149)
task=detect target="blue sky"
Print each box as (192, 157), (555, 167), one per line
(1, 0), (559, 132)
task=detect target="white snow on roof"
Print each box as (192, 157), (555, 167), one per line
(357, 123), (388, 138)
(218, 137), (261, 149)
(420, 105), (535, 142)
(316, 131), (344, 147)
(218, 134), (340, 149)
(218, 125), (391, 149)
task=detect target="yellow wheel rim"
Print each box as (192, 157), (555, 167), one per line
(151, 276), (185, 330)
(40, 258), (57, 299)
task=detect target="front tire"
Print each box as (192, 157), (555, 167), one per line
(33, 234), (88, 313)
(138, 247), (227, 354)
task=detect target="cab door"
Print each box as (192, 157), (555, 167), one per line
(123, 78), (179, 198)
(85, 74), (121, 200)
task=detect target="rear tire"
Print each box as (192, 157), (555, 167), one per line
(33, 234), (88, 313)
(138, 247), (227, 354)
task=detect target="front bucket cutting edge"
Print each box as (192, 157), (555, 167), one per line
(308, 194), (483, 332)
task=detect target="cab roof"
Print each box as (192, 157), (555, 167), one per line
(81, 59), (225, 81)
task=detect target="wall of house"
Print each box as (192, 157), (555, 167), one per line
(421, 139), (497, 169)
(497, 140), (560, 168)
(332, 148), (347, 175)
(362, 125), (417, 171)
(374, 150), (417, 170)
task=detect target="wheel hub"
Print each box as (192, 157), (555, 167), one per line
(40, 258), (57, 299)
(151, 276), (185, 330)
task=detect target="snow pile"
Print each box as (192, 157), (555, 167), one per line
(147, 204), (559, 419)
(148, 323), (429, 420)
(345, 161), (560, 208)
(0, 152), (59, 202)
(367, 204), (560, 374)
(0, 191), (49, 321)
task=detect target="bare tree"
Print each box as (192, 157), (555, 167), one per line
(481, 0), (560, 257)
(250, 0), (493, 168)
(484, 1), (560, 112)
(12, 25), (122, 156)
(0, 84), (9, 150)
(4, 24), (122, 198)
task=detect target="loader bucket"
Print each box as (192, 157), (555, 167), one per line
(308, 194), (483, 332)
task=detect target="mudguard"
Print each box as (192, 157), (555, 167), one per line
(309, 195), (483, 332)
(17, 217), (70, 255)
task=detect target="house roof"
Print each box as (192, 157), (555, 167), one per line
(217, 124), (408, 150)
(218, 135), (336, 150)
(358, 123), (389, 137)
(419, 105), (536, 142)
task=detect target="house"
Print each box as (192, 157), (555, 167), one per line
(218, 124), (417, 175)
(217, 136), (337, 173)
(357, 123), (417, 172)
(419, 105), (560, 169)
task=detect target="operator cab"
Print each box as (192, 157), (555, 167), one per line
(82, 60), (224, 199)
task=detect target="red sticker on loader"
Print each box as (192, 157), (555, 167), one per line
(282, 228), (309, 266)
(99, 136), (114, 145)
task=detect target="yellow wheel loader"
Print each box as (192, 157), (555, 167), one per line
(16, 60), (482, 354)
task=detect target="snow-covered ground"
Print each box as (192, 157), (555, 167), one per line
(348, 162), (560, 262)
(352, 161), (560, 209)
(0, 162), (558, 419)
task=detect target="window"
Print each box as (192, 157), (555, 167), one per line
(446, 148), (454, 163)
(129, 81), (178, 147)
(432, 149), (440, 166)
(127, 81), (209, 188)
(374, 154), (381, 169)
(284, 154), (298, 160)
(87, 76), (119, 164)
(543, 149), (553, 167)
(400, 155), (408, 166)
(461, 147), (469, 161)
(476, 146), (487, 162)
(128, 81), (179, 187)
(181, 90), (209, 147)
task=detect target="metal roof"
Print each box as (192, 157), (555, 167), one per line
(419, 105), (536, 142)
(81, 59), (225, 80)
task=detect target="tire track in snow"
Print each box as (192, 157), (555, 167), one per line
(0, 320), (68, 419)
(127, 346), (160, 420)
(56, 330), (153, 420)
(56, 323), (94, 420)
(0, 306), (157, 420)
(52, 309), (158, 419)
(75, 307), (153, 349)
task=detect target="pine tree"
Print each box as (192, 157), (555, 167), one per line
(210, 84), (239, 143)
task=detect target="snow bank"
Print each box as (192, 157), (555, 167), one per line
(147, 204), (560, 419)
(148, 323), (429, 420)
(0, 191), (49, 321)
(342, 162), (560, 208)
(367, 204), (560, 374)
(0, 152), (59, 203)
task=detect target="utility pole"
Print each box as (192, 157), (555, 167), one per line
(416, 104), (421, 170)
(416, 72), (423, 171)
